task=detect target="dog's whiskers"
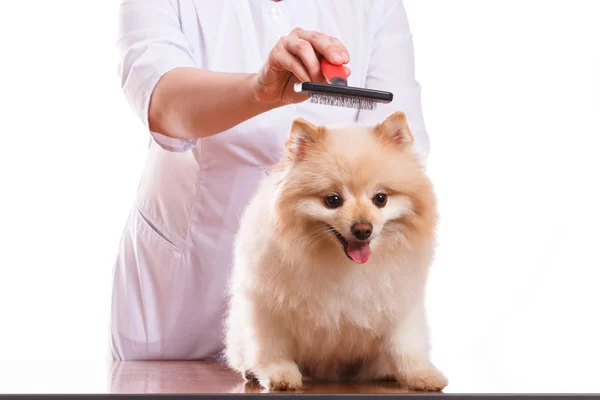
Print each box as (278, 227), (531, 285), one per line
(302, 226), (335, 250)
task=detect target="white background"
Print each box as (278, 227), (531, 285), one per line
(0, 0), (599, 394)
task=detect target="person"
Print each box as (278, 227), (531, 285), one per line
(111, 0), (430, 361)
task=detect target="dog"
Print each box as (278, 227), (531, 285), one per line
(224, 111), (447, 391)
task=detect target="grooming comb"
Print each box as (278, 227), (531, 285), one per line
(294, 58), (393, 110)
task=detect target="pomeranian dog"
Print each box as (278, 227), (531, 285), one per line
(224, 112), (447, 391)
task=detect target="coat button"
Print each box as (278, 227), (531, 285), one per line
(268, 6), (282, 20)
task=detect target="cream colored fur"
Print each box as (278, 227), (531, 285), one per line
(224, 112), (447, 391)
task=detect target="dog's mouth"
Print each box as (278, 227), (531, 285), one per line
(328, 226), (372, 264)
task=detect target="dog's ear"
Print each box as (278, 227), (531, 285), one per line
(286, 117), (324, 161)
(374, 111), (413, 147)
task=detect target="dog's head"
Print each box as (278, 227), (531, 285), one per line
(274, 112), (437, 265)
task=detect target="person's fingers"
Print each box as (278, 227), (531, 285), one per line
(329, 36), (351, 63)
(269, 42), (311, 83)
(344, 66), (352, 77)
(281, 36), (321, 82)
(294, 30), (349, 65)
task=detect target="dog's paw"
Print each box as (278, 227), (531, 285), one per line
(257, 362), (303, 391)
(399, 360), (448, 391)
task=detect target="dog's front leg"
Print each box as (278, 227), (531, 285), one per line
(386, 303), (448, 391)
(247, 309), (302, 391)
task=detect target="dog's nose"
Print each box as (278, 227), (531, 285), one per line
(351, 222), (373, 240)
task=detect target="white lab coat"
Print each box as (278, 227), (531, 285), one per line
(110, 0), (429, 361)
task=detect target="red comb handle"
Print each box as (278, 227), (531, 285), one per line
(320, 58), (348, 86)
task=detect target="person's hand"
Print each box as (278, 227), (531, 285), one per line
(251, 27), (351, 105)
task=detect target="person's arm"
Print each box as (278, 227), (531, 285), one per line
(356, 0), (430, 165)
(148, 68), (278, 141)
(119, 1), (279, 145)
(118, 0), (350, 151)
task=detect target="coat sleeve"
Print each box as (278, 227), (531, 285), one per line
(357, 0), (430, 165)
(117, 0), (198, 152)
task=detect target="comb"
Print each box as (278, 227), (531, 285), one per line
(294, 58), (393, 110)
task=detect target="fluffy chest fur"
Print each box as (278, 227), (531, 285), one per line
(251, 238), (424, 333)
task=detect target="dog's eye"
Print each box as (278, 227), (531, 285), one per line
(373, 193), (388, 208)
(324, 195), (343, 209)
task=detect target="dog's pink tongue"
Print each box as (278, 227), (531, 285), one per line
(346, 240), (372, 264)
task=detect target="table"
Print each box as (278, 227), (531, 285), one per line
(109, 361), (420, 394)
(1, 359), (599, 394)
